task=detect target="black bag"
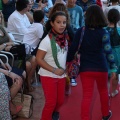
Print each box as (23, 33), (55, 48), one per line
(10, 44), (26, 70)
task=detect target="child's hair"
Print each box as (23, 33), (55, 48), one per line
(16, 0), (29, 11)
(49, 3), (69, 23)
(45, 11), (67, 32)
(108, 8), (120, 36)
(110, 0), (119, 3)
(85, 5), (108, 28)
(108, 8), (120, 28)
(33, 10), (44, 23)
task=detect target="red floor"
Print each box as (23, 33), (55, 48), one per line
(16, 75), (120, 120)
(60, 76), (120, 120)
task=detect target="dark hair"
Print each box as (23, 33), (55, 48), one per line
(33, 10), (44, 23)
(108, 8), (120, 35)
(16, 0), (29, 11)
(45, 11), (67, 32)
(49, 3), (69, 23)
(110, 0), (119, 3)
(85, 5), (108, 28)
(108, 8), (120, 27)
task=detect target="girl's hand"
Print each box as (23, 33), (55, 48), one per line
(54, 68), (65, 76)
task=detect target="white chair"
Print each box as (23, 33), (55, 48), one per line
(0, 54), (8, 64)
(0, 51), (14, 67)
(8, 32), (24, 42)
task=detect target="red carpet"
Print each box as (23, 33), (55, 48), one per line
(60, 76), (120, 120)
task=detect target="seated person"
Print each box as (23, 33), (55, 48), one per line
(0, 72), (11, 119)
(1, 7), (37, 92)
(0, 60), (25, 116)
(0, 72), (22, 118)
(23, 10), (44, 55)
(8, 0), (31, 34)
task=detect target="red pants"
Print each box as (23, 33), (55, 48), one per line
(40, 76), (66, 120)
(80, 72), (109, 120)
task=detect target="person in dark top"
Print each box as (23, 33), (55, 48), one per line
(2, 0), (16, 26)
(76, 0), (102, 14)
(67, 5), (117, 120)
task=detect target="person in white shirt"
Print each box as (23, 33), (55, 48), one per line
(8, 0), (31, 34)
(104, 0), (120, 27)
(23, 10), (44, 55)
(8, 0), (37, 92)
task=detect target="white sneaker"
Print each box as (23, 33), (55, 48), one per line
(70, 79), (77, 86)
(111, 90), (119, 97)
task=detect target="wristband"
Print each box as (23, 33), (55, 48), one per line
(8, 70), (11, 76)
(3, 43), (7, 47)
(52, 68), (56, 73)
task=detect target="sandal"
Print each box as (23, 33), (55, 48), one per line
(11, 105), (23, 115)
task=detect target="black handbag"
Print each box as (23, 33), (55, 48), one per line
(10, 44), (26, 70)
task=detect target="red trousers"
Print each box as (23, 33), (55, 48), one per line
(40, 76), (66, 120)
(80, 72), (109, 120)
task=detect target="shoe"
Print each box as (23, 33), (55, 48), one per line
(70, 79), (77, 86)
(11, 105), (22, 115)
(102, 111), (112, 120)
(52, 112), (59, 120)
(111, 90), (118, 97)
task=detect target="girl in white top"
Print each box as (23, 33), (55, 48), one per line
(36, 11), (68, 120)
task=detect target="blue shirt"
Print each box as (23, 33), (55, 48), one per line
(67, 5), (84, 32)
(76, 0), (96, 12)
(67, 27), (117, 73)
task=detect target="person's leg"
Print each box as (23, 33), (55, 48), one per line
(111, 75), (119, 97)
(96, 72), (110, 116)
(80, 72), (95, 120)
(40, 76), (58, 120)
(9, 101), (22, 115)
(26, 56), (37, 91)
(10, 77), (23, 99)
(54, 77), (66, 111)
(52, 78), (66, 120)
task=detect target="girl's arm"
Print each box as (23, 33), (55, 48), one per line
(102, 32), (117, 73)
(67, 28), (81, 62)
(36, 49), (65, 76)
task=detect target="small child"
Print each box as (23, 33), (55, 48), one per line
(106, 8), (120, 97)
(23, 10), (44, 55)
(76, 0), (96, 13)
(36, 11), (68, 120)
(67, 0), (84, 32)
(67, 0), (85, 86)
(104, 0), (120, 27)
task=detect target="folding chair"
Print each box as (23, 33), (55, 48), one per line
(0, 51), (14, 67)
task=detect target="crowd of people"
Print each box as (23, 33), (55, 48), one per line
(0, 0), (120, 120)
